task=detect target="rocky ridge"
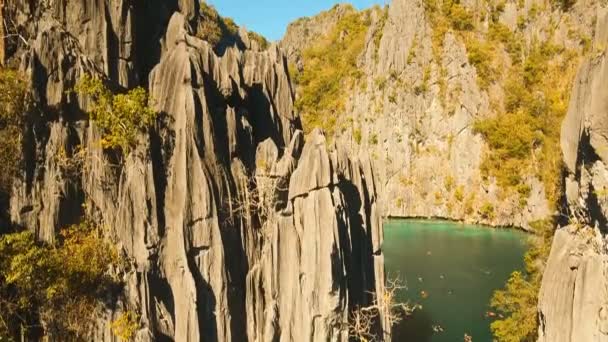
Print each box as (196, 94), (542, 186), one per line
(2, 0), (388, 341)
(538, 7), (608, 341)
(282, 0), (600, 229)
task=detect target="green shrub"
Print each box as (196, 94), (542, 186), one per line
(375, 77), (387, 90)
(434, 191), (443, 204)
(75, 76), (157, 155)
(388, 92), (397, 104)
(495, 0), (506, 14)
(479, 202), (495, 219)
(467, 38), (496, 89)
(222, 17), (239, 36)
(295, 8), (371, 136)
(111, 311), (140, 341)
(369, 133), (379, 145)
(0, 223), (120, 339)
(353, 128), (362, 144)
(423, 0), (445, 57)
(288, 62), (302, 85)
(407, 38), (418, 64)
(0, 68), (30, 225)
(373, 6), (389, 61)
(488, 22), (523, 64)
(444, 175), (455, 191)
(248, 31), (269, 49)
(454, 186), (464, 202)
(517, 15), (527, 30)
(580, 35), (592, 54)
(395, 197), (404, 207)
(198, 3), (268, 51)
(198, 3), (224, 46)
(415, 65), (432, 94)
(491, 220), (554, 342)
(490, 271), (538, 342)
(450, 4), (475, 31)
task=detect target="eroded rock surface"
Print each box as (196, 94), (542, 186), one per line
(538, 8), (608, 341)
(281, 0), (598, 229)
(4, 1), (387, 341)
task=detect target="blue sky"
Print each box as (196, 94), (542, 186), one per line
(206, 0), (386, 41)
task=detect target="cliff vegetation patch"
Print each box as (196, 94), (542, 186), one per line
(294, 5), (371, 136)
(0, 68), (30, 228)
(473, 41), (579, 207)
(0, 222), (121, 340)
(198, 2), (269, 51)
(74, 76), (157, 155)
(490, 219), (554, 342)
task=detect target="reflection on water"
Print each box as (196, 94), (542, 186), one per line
(383, 219), (528, 342)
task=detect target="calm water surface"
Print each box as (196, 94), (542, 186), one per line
(383, 219), (528, 342)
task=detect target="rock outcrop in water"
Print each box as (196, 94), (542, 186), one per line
(537, 8), (608, 342)
(2, 1), (388, 340)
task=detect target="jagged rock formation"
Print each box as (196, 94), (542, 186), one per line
(281, 0), (598, 229)
(537, 8), (608, 341)
(3, 1), (388, 341)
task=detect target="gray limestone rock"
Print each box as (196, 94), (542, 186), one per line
(538, 7), (608, 340)
(3, 2), (388, 341)
(279, 0), (590, 229)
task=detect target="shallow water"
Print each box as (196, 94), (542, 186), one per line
(383, 219), (528, 342)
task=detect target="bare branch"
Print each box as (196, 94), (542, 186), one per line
(3, 19), (29, 47)
(225, 170), (288, 229)
(0, 33), (28, 46)
(347, 275), (417, 341)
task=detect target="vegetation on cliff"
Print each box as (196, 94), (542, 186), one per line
(0, 69), (30, 228)
(472, 36), (579, 208)
(405, 0), (584, 339)
(0, 222), (121, 340)
(198, 2), (269, 51)
(420, 0), (581, 209)
(74, 76), (157, 155)
(293, 5), (371, 136)
(490, 219), (554, 342)
(0, 71), (140, 341)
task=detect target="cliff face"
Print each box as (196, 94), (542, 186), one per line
(4, 1), (387, 341)
(281, 0), (598, 229)
(537, 7), (608, 341)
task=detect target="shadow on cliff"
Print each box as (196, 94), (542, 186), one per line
(337, 176), (379, 312)
(148, 271), (177, 341)
(134, 0), (181, 86)
(576, 130), (608, 233)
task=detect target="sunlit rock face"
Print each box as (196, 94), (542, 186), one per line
(280, 0), (597, 229)
(3, 1), (388, 340)
(538, 8), (608, 342)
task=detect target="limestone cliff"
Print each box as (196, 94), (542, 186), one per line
(537, 7), (608, 341)
(3, 0), (388, 341)
(281, 0), (599, 229)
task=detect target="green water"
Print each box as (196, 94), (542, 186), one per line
(383, 219), (528, 342)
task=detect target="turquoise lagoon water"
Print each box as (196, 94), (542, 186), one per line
(383, 219), (528, 342)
